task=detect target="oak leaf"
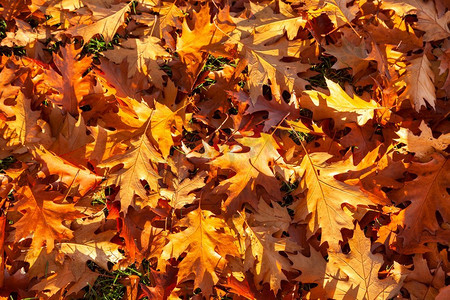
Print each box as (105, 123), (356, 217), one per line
(1, 0), (449, 297)
(43, 43), (93, 116)
(1, 19), (48, 48)
(59, 215), (123, 279)
(151, 0), (185, 50)
(209, 133), (283, 215)
(140, 265), (178, 300)
(161, 208), (239, 297)
(172, 4), (232, 92)
(323, 35), (371, 75)
(49, 114), (94, 165)
(289, 248), (331, 299)
(0, 0), (27, 21)
(26, 214), (123, 296)
(228, 4), (310, 103)
(402, 254), (445, 300)
(32, 146), (101, 197)
(99, 123), (163, 213)
(231, 2), (306, 41)
(328, 226), (405, 299)
(395, 121), (450, 160)
(291, 152), (375, 250)
(283, 119), (325, 136)
(30, 262), (75, 298)
(1, 90), (41, 147)
(244, 226), (296, 291)
(364, 19), (422, 53)
(399, 54), (436, 111)
(304, 0), (359, 27)
(64, 2), (130, 43)
(303, 78), (379, 127)
(340, 122), (383, 165)
(389, 153), (449, 249)
(253, 200), (291, 234)
(103, 36), (170, 88)
(201, 66), (242, 121)
(232, 213), (298, 292)
(238, 90), (300, 132)
(12, 185), (85, 252)
(94, 57), (150, 100)
(382, 0), (450, 41)
(237, 35), (310, 104)
(0, 58), (20, 103)
(149, 101), (183, 159)
(160, 171), (206, 210)
(437, 286), (450, 300)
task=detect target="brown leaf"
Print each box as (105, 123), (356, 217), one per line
(389, 154), (449, 249)
(172, 4), (232, 92)
(402, 254), (445, 300)
(399, 54), (436, 111)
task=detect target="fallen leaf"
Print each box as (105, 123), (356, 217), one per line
(161, 208), (239, 297)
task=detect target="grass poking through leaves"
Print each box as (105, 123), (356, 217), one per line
(306, 56), (352, 89)
(82, 34), (121, 59)
(192, 55), (236, 93)
(83, 261), (153, 300)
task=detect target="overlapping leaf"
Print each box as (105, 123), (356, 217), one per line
(0, 0), (448, 298)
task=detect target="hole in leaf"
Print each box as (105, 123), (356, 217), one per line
(436, 210), (444, 226)
(80, 104), (91, 111)
(282, 90), (291, 103)
(212, 110), (221, 119)
(262, 84), (272, 100)
(341, 242), (350, 254)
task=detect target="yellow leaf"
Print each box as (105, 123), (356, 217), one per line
(64, 2), (130, 43)
(303, 78), (379, 127)
(210, 133), (283, 215)
(328, 226), (406, 299)
(395, 121), (450, 160)
(399, 54), (436, 111)
(291, 152), (375, 250)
